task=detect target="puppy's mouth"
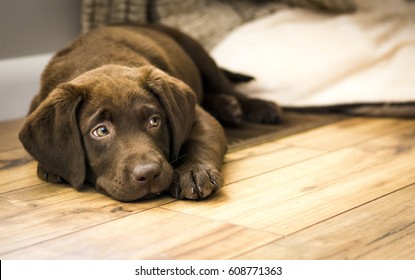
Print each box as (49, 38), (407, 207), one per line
(141, 192), (162, 200)
(95, 171), (172, 202)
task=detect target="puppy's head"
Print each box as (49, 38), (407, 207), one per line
(19, 65), (197, 201)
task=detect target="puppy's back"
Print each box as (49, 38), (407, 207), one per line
(31, 25), (202, 113)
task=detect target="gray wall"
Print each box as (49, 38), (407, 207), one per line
(0, 0), (82, 59)
(0, 0), (82, 121)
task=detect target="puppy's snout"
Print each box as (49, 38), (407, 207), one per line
(131, 163), (161, 186)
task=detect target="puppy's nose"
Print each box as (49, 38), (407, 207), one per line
(131, 163), (161, 185)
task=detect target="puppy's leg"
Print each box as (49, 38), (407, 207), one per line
(153, 25), (282, 124)
(233, 94), (283, 124)
(170, 106), (227, 200)
(204, 93), (282, 125)
(156, 26), (282, 124)
(37, 163), (64, 184)
(202, 64), (283, 124)
(203, 94), (243, 126)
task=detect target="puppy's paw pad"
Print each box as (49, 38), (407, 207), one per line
(170, 163), (223, 200)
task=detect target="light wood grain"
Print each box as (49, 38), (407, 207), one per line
(278, 117), (414, 151)
(2, 208), (280, 259)
(0, 119), (24, 152)
(236, 184), (415, 260)
(0, 148), (37, 194)
(223, 145), (324, 185)
(1, 117), (414, 259)
(0, 184), (176, 255)
(163, 123), (415, 236)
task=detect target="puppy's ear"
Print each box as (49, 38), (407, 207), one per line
(142, 66), (197, 160)
(19, 84), (86, 188)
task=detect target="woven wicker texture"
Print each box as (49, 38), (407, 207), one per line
(81, 0), (355, 49)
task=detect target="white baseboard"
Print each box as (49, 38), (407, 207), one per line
(0, 53), (52, 121)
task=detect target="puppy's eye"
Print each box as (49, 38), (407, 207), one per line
(149, 115), (160, 128)
(92, 125), (110, 137)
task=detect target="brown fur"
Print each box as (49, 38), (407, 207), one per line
(19, 25), (281, 201)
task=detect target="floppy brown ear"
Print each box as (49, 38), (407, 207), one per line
(19, 84), (86, 188)
(142, 66), (197, 160)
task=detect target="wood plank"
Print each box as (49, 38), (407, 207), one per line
(0, 119), (24, 152)
(278, 117), (414, 151)
(224, 140), (288, 163)
(0, 182), (92, 220)
(236, 184), (415, 260)
(223, 144), (324, 185)
(0, 148), (37, 194)
(1, 208), (280, 259)
(162, 123), (415, 236)
(0, 188), (174, 256)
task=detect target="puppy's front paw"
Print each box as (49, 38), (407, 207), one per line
(37, 164), (64, 184)
(241, 98), (282, 124)
(170, 163), (223, 200)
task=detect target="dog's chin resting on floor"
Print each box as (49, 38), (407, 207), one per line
(19, 25), (281, 202)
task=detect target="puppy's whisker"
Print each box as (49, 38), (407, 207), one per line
(170, 154), (188, 165)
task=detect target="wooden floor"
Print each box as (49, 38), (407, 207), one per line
(1, 116), (414, 259)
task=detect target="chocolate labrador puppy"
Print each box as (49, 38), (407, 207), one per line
(19, 25), (280, 201)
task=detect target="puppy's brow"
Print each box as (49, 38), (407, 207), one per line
(82, 109), (108, 132)
(140, 104), (160, 114)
